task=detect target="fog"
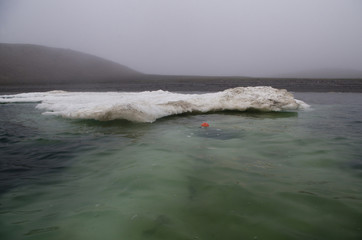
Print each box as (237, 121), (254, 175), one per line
(1, 0), (362, 77)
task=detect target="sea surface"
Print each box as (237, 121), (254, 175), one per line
(0, 91), (361, 239)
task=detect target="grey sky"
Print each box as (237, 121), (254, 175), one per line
(1, 0), (362, 76)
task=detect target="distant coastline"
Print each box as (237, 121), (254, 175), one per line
(2, 75), (362, 94)
(1, 43), (361, 93)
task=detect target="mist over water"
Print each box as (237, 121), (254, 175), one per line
(1, 0), (362, 77)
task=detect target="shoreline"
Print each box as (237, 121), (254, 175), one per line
(1, 75), (362, 93)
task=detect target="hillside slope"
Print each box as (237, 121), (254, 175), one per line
(0, 43), (142, 84)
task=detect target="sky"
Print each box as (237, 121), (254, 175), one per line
(1, 0), (362, 77)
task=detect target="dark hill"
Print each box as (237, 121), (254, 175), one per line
(0, 43), (142, 84)
(1, 43), (361, 93)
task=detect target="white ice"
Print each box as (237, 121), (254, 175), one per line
(0, 87), (309, 122)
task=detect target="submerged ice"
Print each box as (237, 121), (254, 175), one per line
(0, 87), (308, 122)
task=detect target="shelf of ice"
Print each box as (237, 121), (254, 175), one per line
(0, 87), (309, 122)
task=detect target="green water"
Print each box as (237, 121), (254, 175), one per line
(0, 93), (362, 239)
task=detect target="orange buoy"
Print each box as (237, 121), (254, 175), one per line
(201, 122), (210, 127)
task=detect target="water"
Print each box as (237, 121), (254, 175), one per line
(0, 92), (361, 239)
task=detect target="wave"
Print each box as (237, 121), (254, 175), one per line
(0, 87), (309, 122)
